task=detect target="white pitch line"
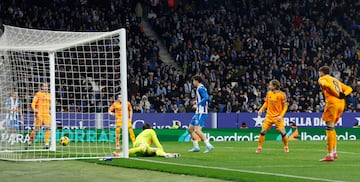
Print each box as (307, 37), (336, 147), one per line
(130, 158), (345, 182)
(233, 147), (360, 156)
(250, 164), (360, 168)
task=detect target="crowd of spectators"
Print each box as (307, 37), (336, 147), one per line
(148, 0), (360, 113)
(333, 0), (360, 43)
(1, 0), (359, 114)
(1, 0), (176, 113)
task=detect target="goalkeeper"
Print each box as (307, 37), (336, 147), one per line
(126, 123), (180, 158)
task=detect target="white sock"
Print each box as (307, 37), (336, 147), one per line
(10, 134), (16, 145)
(164, 153), (174, 158)
(327, 152), (333, 157)
(204, 139), (211, 147)
(193, 140), (199, 148)
(1, 133), (6, 141)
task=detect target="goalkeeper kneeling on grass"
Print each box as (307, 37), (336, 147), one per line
(125, 123), (180, 158)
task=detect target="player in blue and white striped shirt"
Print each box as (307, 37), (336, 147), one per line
(188, 75), (214, 153)
(3, 92), (23, 145)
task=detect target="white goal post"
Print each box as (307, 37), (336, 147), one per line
(0, 25), (129, 161)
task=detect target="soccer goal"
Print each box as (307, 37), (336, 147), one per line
(0, 25), (129, 161)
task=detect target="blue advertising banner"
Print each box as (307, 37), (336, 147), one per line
(5, 112), (359, 130)
(227, 112), (360, 128)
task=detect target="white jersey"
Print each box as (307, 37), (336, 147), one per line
(5, 97), (21, 121)
(195, 84), (210, 114)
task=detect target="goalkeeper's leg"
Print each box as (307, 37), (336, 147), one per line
(155, 149), (180, 158)
(129, 142), (148, 156)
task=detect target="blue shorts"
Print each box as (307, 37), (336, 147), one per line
(6, 120), (19, 129)
(189, 114), (208, 127)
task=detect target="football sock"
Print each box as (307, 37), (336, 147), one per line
(204, 139), (211, 147)
(333, 130), (337, 153)
(282, 134), (288, 147)
(332, 147), (337, 154)
(116, 128), (121, 144)
(330, 130), (336, 155)
(258, 135), (265, 148)
(45, 130), (50, 145)
(29, 130), (36, 144)
(192, 140), (199, 148)
(9, 133), (16, 145)
(128, 128), (136, 144)
(326, 130), (334, 156)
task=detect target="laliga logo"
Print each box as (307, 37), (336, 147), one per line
(252, 116), (264, 127)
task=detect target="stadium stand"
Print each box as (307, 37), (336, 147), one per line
(0, 0), (359, 113)
(148, 0), (360, 112)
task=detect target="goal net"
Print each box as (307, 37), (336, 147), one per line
(0, 25), (129, 161)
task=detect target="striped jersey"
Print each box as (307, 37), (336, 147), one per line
(5, 97), (21, 120)
(195, 84), (210, 114)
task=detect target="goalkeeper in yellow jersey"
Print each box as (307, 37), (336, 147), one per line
(108, 94), (136, 152)
(126, 123), (180, 158)
(256, 79), (289, 153)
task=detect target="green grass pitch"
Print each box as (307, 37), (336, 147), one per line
(1, 140), (360, 182)
(90, 140), (360, 182)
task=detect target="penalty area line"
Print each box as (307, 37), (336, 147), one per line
(130, 158), (344, 182)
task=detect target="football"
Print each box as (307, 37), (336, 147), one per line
(60, 136), (69, 146)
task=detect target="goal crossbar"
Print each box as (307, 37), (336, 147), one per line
(0, 25), (122, 52)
